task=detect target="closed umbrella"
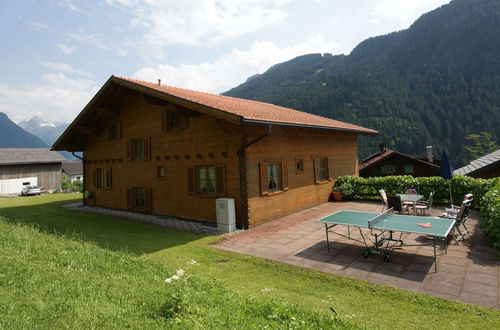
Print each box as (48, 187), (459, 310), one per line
(439, 150), (454, 205)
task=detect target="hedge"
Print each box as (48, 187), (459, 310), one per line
(334, 175), (496, 208)
(334, 175), (500, 252)
(480, 179), (500, 252)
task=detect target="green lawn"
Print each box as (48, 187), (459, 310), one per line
(1, 194), (499, 329)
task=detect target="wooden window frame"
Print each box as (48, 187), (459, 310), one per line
(126, 187), (152, 211)
(187, 164), (225, 197)
(380, 165), (397, 175)
(295, 158), (304, 174)
(403, 164), (414, 174)
(107, 121), (122, 140)
(162, 110), (188, 133)
(157, 165), (166, 180)
(93, 168), (112, 189)
(127, 138), (151, 161)
(259, 161), (289, 196)
(313, 157), (332, 184)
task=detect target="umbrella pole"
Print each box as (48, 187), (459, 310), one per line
(449, 181), (453, 206)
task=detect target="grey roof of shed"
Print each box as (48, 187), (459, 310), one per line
(62, 161), (83, 175)
(0, 148), (66, 165)
(454, 149), (500, 176)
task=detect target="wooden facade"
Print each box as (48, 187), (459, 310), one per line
(53, 76), (376, 227)
(359, 150), (439, 178)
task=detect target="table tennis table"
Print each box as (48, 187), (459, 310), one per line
(316, 209), (455, 272)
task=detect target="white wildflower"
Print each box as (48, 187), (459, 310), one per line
(188, 260), (198, 265)
(171, 275), (180, 280)
(176, 269), (185, 276)
(261, 287), (272, 292)
(164, 278), (173, 283)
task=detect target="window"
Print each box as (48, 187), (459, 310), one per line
(157, 166), (165, 179)
(295, 158), (304, 174)
(404, 164), (414, 174)
(380, 165), (397, 175)
(127, 187), (152, 210)
(94, 168), (112, 189)
(162, 110), (188, 132)
(314, 157), (331, 183)
(107, 122), (122, 140)
(187, 165), (225, 195)
(259, 161), (288, 195)
(127, 138), (151, 160)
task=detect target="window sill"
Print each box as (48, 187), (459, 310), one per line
(189, 192), (224, 198)
(315, 180), (331, 185)
(264, 190), (286, 197)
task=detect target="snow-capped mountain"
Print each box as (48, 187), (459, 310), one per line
(18, 116), (68, 147)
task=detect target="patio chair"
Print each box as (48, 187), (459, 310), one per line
(387, 195), (410, 214)
(415, 191), (434, 216)
(444, 193), (473, 218)
(379, 189), (388, 212)
(405, 187), (418, 194)
(443, 199), (472, 243)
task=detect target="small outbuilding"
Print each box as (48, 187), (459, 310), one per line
(52, 75), (377, 227)
(0, 148), (65, 195)
(454, 149), (500, 179)
(62, 161), (84, 182)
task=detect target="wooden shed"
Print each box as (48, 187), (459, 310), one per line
(0, 148), (65, 194)
(52, 76), (377, 227)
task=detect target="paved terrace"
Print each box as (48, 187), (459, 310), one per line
(216, 201), (499, 309)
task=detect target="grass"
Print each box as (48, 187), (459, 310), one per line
(1, 194), (499, 329)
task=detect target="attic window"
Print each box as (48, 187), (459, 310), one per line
(162, 110), (188, 132)
(107, 122), (122, 140)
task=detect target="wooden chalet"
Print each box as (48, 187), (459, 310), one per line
(52, 76), (377, 227)
(359, 147), (440, 178)
(454, 149), (500, 179)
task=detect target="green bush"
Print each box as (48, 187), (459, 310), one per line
(480, 178), (500, 252)
(334, 175), (496, 207)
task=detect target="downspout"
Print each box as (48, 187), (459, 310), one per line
(72, 152), (85, 205)
(236, 125), (272, 229)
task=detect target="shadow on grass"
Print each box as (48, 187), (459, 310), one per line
(0, 198), (205, 256)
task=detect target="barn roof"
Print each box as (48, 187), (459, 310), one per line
(62, 161), (83, 175)
(52, 75), (377, 151)
(0, 148), (66, 165)
(454, 149), (500, 176)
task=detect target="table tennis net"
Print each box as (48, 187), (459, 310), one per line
(368, 208), (393, 228)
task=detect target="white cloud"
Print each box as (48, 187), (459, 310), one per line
(107, 0), (291, 59)
(42, 62), (90, 76)
(370, 0), (450, 22)
(57, 43), (76, 54)
(133, 34), (340, 93)
(67, 32), (108, 50)
(31, 22), (49, 30)
(59, 0), (80, 12)
(0, 74), (98, 123)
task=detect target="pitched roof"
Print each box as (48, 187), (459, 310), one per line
(62, 161), (83, 175)
(454, 149), (500, 176)
(0, 148), (66, 165)
(359, 149), (439, 171)
(115, 76), (378, 134)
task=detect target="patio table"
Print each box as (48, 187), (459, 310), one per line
(396, 194), (423, 215)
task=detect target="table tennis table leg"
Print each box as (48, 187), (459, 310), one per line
(433, 237), (437, 273)
(348, 226), (351, 239)
(325, 223), (330, 253)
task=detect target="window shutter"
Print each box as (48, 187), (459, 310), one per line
(327, 157), (333, 180)
(259, 163), (269, 195)
(143, 137), (151, 161)
(281, 161), (289, 191)
(215, 165), (225, 195)
(106, 168), (112, 189)
(107, 125), (112, 140)
(187, 167), (195, 193)
(93, 168), (98, 187)
(181, 114), (189, 130)
(126, 188), (132, 209)
(144, 188), (152, 211)
(161, 111), (168, 132)
(126, 141), (131, 160)
(313, 158), (320, 183)
(116, 121), (122, 139)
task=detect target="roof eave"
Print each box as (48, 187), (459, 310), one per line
(240, 118), (379, 135)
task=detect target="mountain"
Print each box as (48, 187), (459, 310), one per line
(224, 0), (500, 167)
(0, 112), (48, 148)
(19, 115), (68, 147)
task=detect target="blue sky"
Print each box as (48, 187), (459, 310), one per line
(0, 0), (450, 123)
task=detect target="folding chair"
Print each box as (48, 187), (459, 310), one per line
(445, 200), (472, 244)
(379, 189), (388, 212)
(415, 191), (434, 216)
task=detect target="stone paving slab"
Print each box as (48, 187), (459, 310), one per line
(215, 200), (500, 309)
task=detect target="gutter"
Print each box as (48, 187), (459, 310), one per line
(236, 125), (272, 229)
